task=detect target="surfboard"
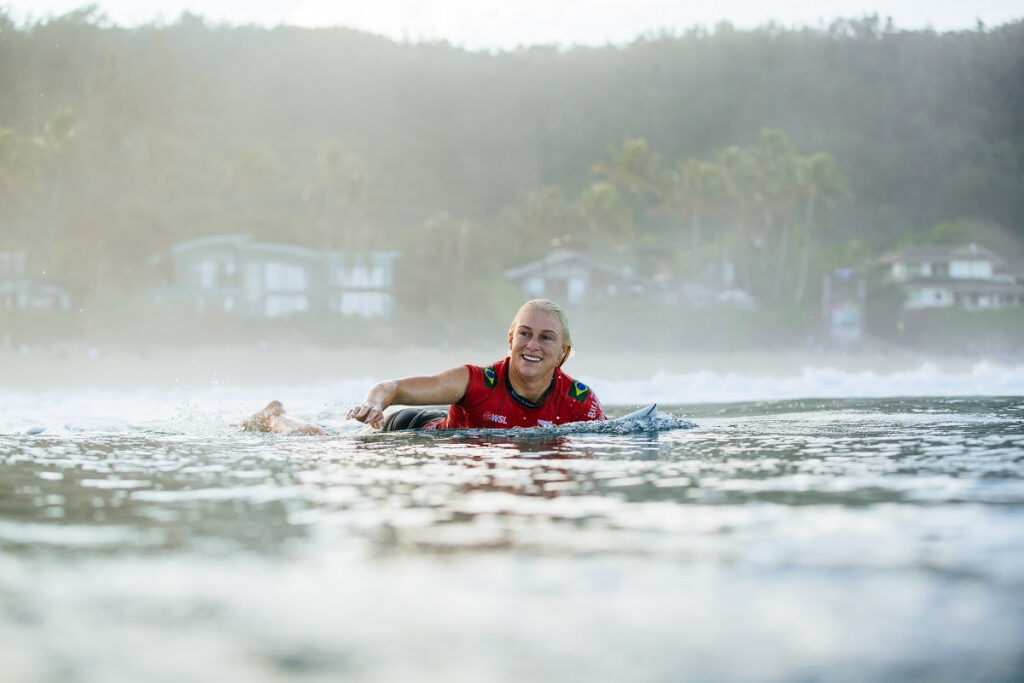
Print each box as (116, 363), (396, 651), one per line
(613, 404), (657, 422)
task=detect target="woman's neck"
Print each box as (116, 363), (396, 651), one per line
(506, 366), (555, 404)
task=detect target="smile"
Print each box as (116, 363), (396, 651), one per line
(521, 354), (542, 362)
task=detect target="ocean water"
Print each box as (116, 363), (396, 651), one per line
(1, 363), (1023, 682)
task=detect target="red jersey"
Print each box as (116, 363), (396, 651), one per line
(427, 357), (605, 429)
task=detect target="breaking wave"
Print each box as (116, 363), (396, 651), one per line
(2, 361), (1021, 435)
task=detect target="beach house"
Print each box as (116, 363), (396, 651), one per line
(150, 235), (399, 319)
(0, 251), (71, 312)
(503, 250), (649, 306)
(880, 243), (1024, 310)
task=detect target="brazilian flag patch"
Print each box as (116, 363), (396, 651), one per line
(569, 381), (590, 403)
(482, 365), (498, 388)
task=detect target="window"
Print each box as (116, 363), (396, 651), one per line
(341, 291), (389, 317)
(264, 262), (307, 291)
(265, 295), (309, 317)
(198, 261), (217, 289)
(951, 260), (993, 279)
(567, 277), (586, 304)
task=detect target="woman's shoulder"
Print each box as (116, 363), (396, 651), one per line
(460, 358), (507, 399)
(469, 358), (509, 380)
(554, 367), (595, 401)
(553, 367), (604, 420)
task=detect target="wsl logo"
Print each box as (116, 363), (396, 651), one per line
(483, 412), (507, 425)
(569, 381), (590, 403)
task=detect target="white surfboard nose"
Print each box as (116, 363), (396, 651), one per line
(617, 404), (657, 421)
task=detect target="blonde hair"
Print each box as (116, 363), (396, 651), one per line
(508, 299), (573, 366)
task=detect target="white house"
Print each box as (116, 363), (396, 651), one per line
(880, 243), (1024, 310)
(503, 251), (649, 306)
(150, 235), (399, 319)
(0, 251), (71, 312)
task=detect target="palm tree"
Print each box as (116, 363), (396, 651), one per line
(502, 185), (582, 258)
(576, 181), (634, 247)
(404, 210), (484, 317)
(32, 106), (80, 271)
(0, 127), (17, 195)
(715, 144), (761, 291)
(664, 157), (730, 252)
(220, 144), (280, 240)
(792, 151), (847, 304)
(302, 140), (370, 249)
(591, 138), (663, 198)
(750, 129), (801, 303)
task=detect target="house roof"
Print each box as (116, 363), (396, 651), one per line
(880, 243), (1003, 265)
(163, 234), (322, 263)
(169, 234), (251, 255)
(503, 250), (636, 281)
(244, 240), (320, 262)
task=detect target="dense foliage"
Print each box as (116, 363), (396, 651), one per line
(0, 9), (1021, 330)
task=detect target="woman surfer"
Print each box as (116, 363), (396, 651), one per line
(242, 299), (605, 434)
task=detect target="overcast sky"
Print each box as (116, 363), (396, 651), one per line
(4, 0), (1021, 49)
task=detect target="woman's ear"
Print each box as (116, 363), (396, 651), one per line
(559, 345), (571, 367)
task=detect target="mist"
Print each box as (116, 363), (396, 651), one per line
(2, 9), (1023, 381)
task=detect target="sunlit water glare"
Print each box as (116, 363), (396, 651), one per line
(1, 367), (1023, 681)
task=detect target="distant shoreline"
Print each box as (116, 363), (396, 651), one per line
(0, 341), (994, 391)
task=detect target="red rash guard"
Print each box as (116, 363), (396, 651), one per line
(426, 357), (605, 429)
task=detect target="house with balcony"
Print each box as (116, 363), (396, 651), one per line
(880, 243), (1024, 310)
(150, 235), (398, 319)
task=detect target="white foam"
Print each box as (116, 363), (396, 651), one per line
(593, 361), (1024, 404)
(1, 362), (1021, 435)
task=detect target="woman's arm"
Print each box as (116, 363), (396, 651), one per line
(347, 365), (470, 428)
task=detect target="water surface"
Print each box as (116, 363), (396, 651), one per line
(2, 395), (1023, 681)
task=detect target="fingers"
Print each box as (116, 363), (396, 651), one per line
(347, 401), (384, 427)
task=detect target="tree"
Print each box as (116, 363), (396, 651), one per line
(792, 151), (847, 304)
(302, 140), (371, 249)
(218, 144), (282, 240)
(576, 181), (633, 246)
(591, 138), (663, 198)
(750, 128), (800, 303)
(500, 185), (582, 259)
(32, 106), (80, 272)
(663, 157), (729, 251)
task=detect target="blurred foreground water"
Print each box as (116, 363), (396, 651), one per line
(1, 387), (1023, 681)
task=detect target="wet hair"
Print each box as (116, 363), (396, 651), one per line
(508, 299), (573, 366)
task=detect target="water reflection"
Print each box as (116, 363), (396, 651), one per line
(4, 398), (1024, 560)
(2, 397), (1023, 681)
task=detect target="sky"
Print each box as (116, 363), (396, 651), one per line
(3, 0), (1022, 50)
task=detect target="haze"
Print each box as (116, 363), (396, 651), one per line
(4, 0), (1022, 49)
(1, 4), (1022, 379)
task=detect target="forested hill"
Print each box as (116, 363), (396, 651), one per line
(1, 9), (1022, 299)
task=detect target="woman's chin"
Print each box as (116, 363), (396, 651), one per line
(513, 360), (551, 379)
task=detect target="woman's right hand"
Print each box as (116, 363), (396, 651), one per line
(347, 400), (384, 428)
(346, 380), (398, 428)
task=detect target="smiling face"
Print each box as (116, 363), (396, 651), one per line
(507, 307), (570, 384)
